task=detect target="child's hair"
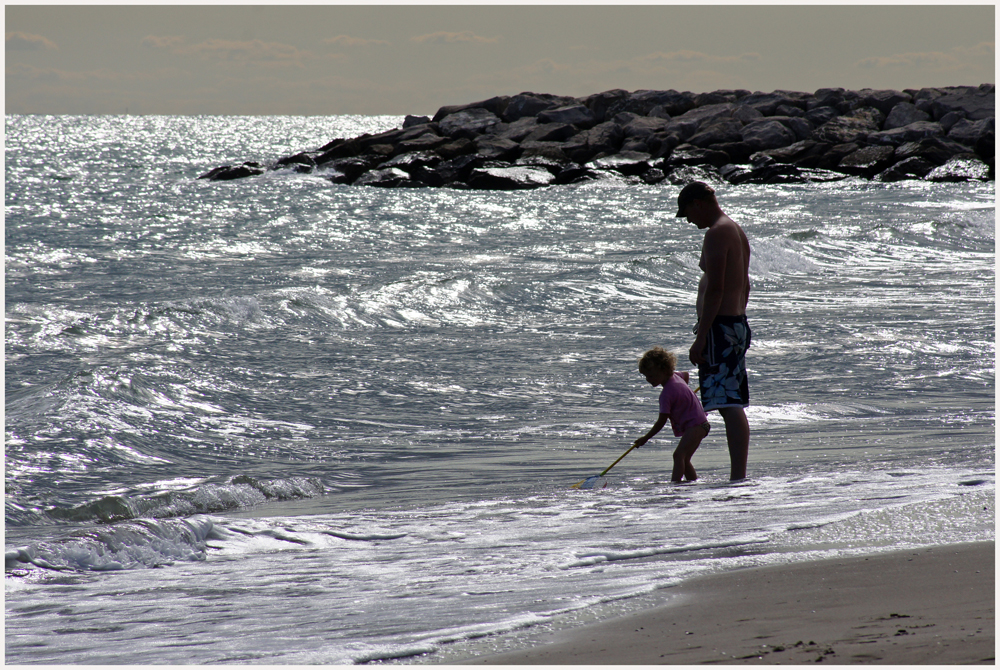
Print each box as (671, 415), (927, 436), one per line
(638, 346), (677, 376)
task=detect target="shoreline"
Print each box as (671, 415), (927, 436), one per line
(454, 541), (994, 665)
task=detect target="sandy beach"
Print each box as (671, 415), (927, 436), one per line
(460, 541), (994, 665)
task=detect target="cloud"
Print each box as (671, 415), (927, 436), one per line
(142, 35), (185, 50)
(324, 35), (390, 48)
(411, 31), (499, 45)
(637, 50), (762, 65)
(6, 32), (58, 51)
(855, 42), (994, 72)
(141, 36), (313, 67)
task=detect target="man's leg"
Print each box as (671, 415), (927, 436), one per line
(718, 407), (749, 480)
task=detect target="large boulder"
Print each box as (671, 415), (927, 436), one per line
(353, 167), (420, 188)
(578, 89), (631, 123)
(893, 136), (975, 166)
(438, 108), (502, 139)
(466, 165), (555, 190)
(502, 93), (576, 122)
(607, 89), (696, 118)
(947, 117), (995, 148)
(740, 90), (811, 115)
(474, 136), (521, 161)
(741, 119), (798, 151)
(856, 89), (912, 116)
(868, 121), (945, 146)
(929, 84), (995, 121)
(811, 108), (884, 144)
(874, 156), (937, 182)
(522, 122), (578, 144)
(198, 162), (265, 180)
(925, 154), (992, 181)
(687, 120), (744, 148)
(432, 96), (510, 123)
(838, 145), (896, 178)
(884, 102), (931, 129)
(537, 104), (599, 129)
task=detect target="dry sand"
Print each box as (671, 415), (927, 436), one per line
(459, 541), (994, 665)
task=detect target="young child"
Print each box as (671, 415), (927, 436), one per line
(634, 346), (711, 482)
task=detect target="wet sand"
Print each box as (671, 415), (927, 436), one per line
(460, 541), (994, 665)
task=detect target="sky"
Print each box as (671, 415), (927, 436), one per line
(5, 4), (996, 116)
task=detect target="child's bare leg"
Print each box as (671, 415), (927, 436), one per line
(671, 422), (709, 482)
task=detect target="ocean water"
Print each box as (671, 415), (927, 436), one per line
(5, 115), (995, 665)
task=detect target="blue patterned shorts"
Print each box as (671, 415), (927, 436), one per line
(698, 315), (751, 410)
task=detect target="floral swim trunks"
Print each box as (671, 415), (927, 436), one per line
(698, 314), (751, 411)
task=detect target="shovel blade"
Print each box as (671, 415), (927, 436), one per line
(571, 475), (603, 490)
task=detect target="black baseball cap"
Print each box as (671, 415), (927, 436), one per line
(675, 181), (715, 217)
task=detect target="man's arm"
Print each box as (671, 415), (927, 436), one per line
(690, 228), (728, 365)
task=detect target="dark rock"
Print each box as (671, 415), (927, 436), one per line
(353, 167), (420, 188)
(518, 141), (571, 163)
(924, 154), (991, 181)
(976, 131), (994, 174)
(435, 137), (476, 160)
(378, 151), (441, 172)
(929, 84), (995, 121)
(939, 111), (967, 132)
(403, 115), (431, 128)
(868, 121), (945, 147)
(809, 88), (858, 113)
(198, 163), (265, 180)
(665, 164), (723, 185)
(804, 106), (840, 127)
(553, 164), (598, 185)
(740, 119), (798, 151)
(466, 165), (555, 190)
(537, 104), (598, 129)
(811, 108), (884, 144)
(874, 156), (936, 182)
(497, 117), (541, 142)
(694, 90), (750, 106)
(439, 108), (502, 139)
(587, 151), (653, 176)
(474, 136), (521, 161)
(514, 154), (568, 174)
(711, 142), (752, 164)
(688, 120), (744, 148)
(275, 152), (317, 172)
(884, 102), (931, 129)
(324, 155), (383, 184)
(640, 167), (667, 185)
(740, 90), (811, 115)
(581, 121), (625, 157)
(757, 140), (832, 168)
(893, 136), (974, 166)
(620, 138), (651, 154)
(523, 122), (578, 144)
(674, 102), (741, 129)
(432, 96), (510, 123)
(666, 144), (732, 168)
(503, 93), (576, 122)
(392, 133), (450, 156)
(838, 145), (896, 178)
(579, 89), (631, 123)
(733, 105), (765, 124)
(646, 131), (684, 159)
(607, 89), (696, 118)
(947, 117), (995, 148)
(622, 116), (672, 140)
(856, 89), (912, 116)
(433, 155), (490, 183)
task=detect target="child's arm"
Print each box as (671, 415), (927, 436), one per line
(633, 413), (669, 448)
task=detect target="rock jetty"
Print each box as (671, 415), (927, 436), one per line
(200, 85), (994, 189)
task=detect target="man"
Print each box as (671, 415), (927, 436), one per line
(676, 181), (751, 480)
